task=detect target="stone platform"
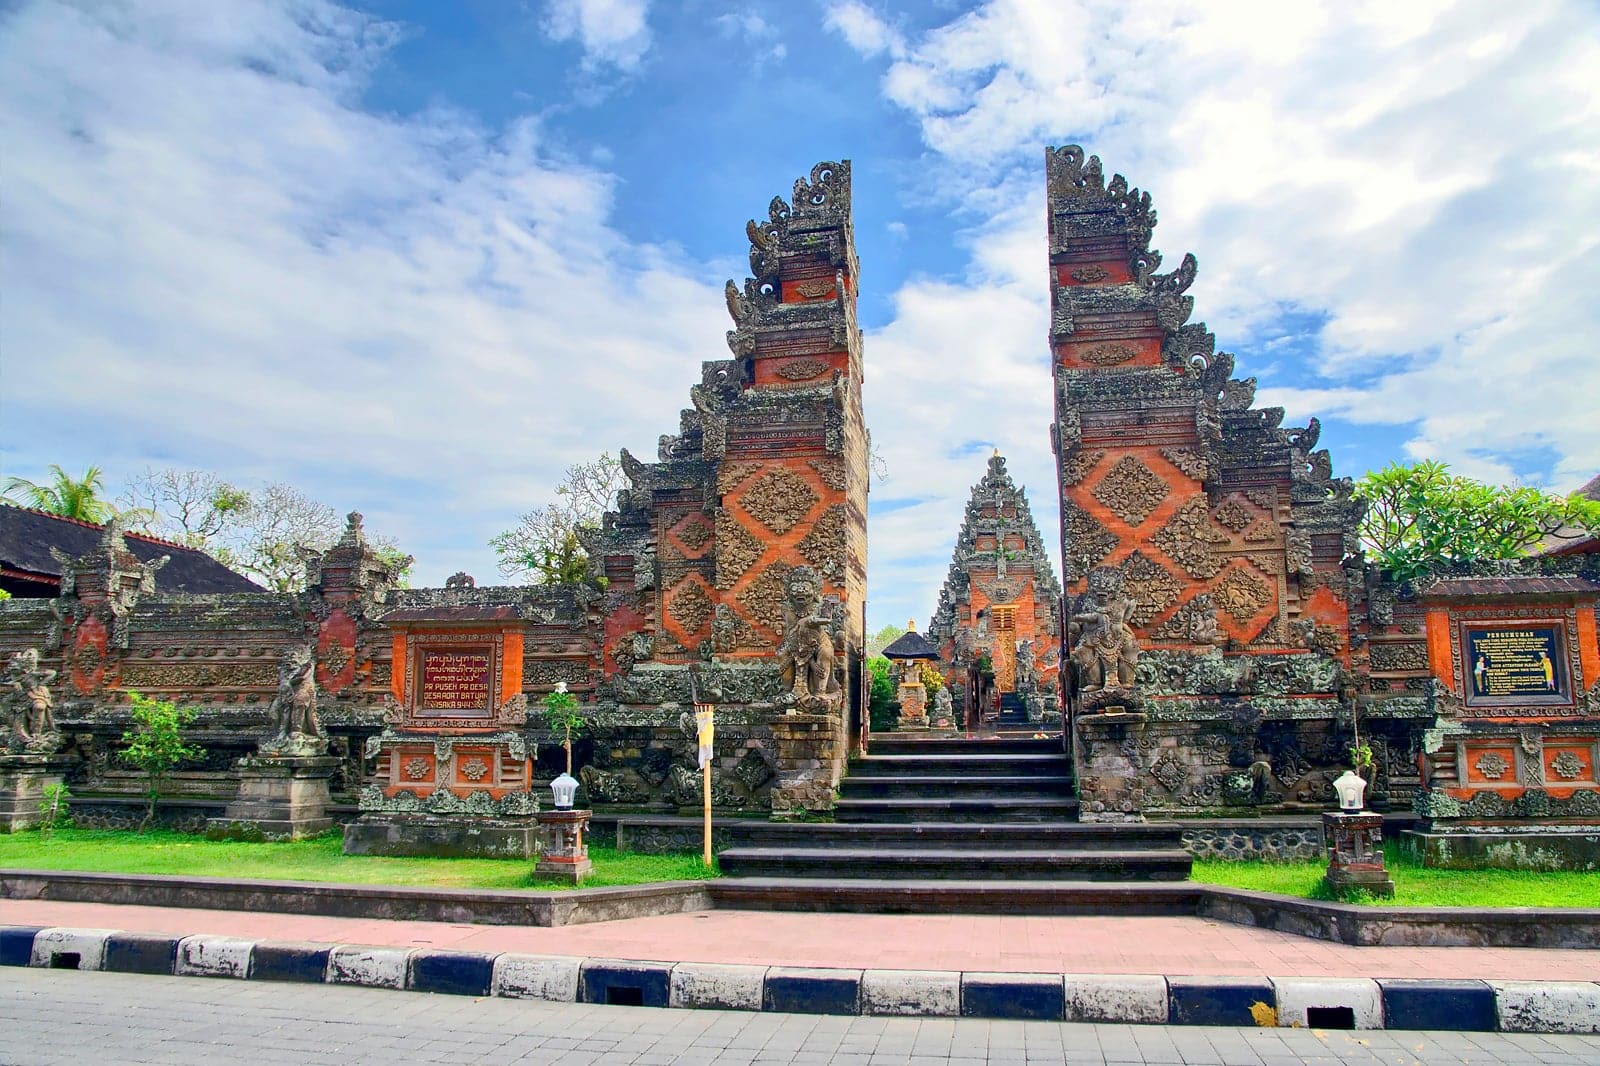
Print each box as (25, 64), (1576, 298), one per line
(342, 813), (538, 859)
(1401, 828), (1600, 872)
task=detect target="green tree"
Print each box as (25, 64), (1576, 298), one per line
(866, 656), (898, 734)
(3, 464), (120, 523)
(121, 468), (251, 548)
(1355, 461), (1600, 581)
(121, 692), (204, 832)
(542, 682), (585, 775)
(491, 453), (624, 586)
(866, 623), (907, 657)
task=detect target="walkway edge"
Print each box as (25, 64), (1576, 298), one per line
(5, 924), (1599, 1033)
(5, 867), (1600, 946)
(0, 868), (711, 927)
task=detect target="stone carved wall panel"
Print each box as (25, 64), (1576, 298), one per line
(1150, 499), (1229, 579)
(739, 467), (818, 535)
(714, 513), (767, 590)
(1091, 455), (1169, 527)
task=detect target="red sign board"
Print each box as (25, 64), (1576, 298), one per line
(419, 649), (493, 714)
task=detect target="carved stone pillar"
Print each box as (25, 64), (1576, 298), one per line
(1322, 811), (1394, 898)
(770, 712), (845, 817)
(534, 808), (593, 884)
(1074, 711), (1147, 822)
(0, 755), (70, 833)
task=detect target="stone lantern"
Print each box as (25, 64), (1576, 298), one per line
(1322, 770), (1394, 898)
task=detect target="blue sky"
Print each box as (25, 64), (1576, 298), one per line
(3, 0), (1598, 633)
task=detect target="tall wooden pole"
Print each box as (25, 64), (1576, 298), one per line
(702, 755), (712, 867)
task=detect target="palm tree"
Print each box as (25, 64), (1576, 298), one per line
(2, 465), (118, 523)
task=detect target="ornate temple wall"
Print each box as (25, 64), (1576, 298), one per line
(1045, 146), (1398, 820)
(0, 159), (867, 824)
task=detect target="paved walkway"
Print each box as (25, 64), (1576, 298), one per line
(8, 967), (1599, 1065)
(4, 898), (1598, 979)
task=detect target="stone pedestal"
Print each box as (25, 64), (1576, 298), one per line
(1074, 710), (1147, 822)
(1322, 811), (1395, 898)
(206, 754), (339, 842)
(0, 755), (70, 833)
(770, 712), (844, 818)
(895, 680), (928, 731)
(534, 808), (593, 884)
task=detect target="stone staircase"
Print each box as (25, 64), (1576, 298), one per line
(715, 735), (1193, 902)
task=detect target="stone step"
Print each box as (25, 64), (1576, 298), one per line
(867, 736), (1062, 756)
(851, 753), (1069, 777)
(709, 878), (1203, 915)
(733, 821), (1185, 851)
(717, 845), (1194, 881)
(834, 796), (1081, 823)
(839, 774), (1077, 799)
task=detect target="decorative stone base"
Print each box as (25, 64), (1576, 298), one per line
(1323, 811), (1394, 898)
(535, 808), (594, 884)
(770, 713), (844, 818)
(342, 813), (539, 858)
(1401, 828), (1600, 872)
(205, 754), (339, 842)
(1074, 711), (1148, 821)
(893, 714), (929, 732)
(0, 755), (70, 833)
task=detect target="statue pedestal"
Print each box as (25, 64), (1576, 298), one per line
(1322, 811), (1394, 898)
(1074, 709), (1147, 822)
(771, 712), (844, 818)
(206, 754), (339, 842)
(534, 808), (593, 884)
(895, 680), (928, 731)
(0, 754), (70, 833)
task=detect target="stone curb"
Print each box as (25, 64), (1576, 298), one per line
(6, 925), (1600, 1032)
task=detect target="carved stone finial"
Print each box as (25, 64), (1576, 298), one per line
(445, 571), (475, 590)
(338, 512), (366, 547)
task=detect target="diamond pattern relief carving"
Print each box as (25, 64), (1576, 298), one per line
(1060, 449), (1105, 486)
(1150, 499), (1229, 579)
(669, 512), (714, 557)
(1159, 447), (1207, 481)
(1119, 551), (1183, 627)
(737, 563), (791, 635)
(1091, 456), (1169, 526)
(796, 505), (847, 582)
(740, 467), (818, 535)
(1212, 564), (1274, 623)
(1212, 496), (1254, 532)
(665, 578), (714, 637)
(715, 512), (766, 589)
(1242, 518), (1278, 543)
(1062, 501), (1117, 569)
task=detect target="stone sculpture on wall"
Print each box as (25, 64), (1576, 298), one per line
(1068, 567), (1141, 702)
(260, 645), (324, 756)
(2, 649), (59, 754)
(777, 566), (841, 714)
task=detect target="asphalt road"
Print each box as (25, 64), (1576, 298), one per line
(3, 968), (1597, 1065)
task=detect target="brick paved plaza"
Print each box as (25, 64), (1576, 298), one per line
(4, 900), (1597, 981)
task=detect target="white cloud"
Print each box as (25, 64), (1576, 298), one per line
(0, 0), (721, 585)
(824, 1), (903, 59)
(841, 0), (1600, 629)
(542, 0), (652, 72)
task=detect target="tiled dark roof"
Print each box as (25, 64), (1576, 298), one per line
(0, 504), (261, 595)
(1416, 574), (1600, 599)
(882, 629), (938, 659)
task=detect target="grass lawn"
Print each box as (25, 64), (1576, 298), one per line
(0, 828), (717, 891)
(1192, 843), (1600, 908)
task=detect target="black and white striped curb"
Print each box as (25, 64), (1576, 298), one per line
(4, 925), (1598, 1033)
